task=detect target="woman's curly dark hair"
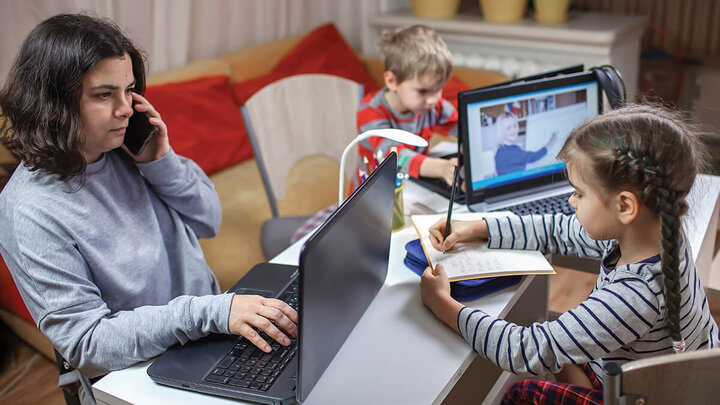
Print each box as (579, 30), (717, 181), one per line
(0, 13), (146, 181)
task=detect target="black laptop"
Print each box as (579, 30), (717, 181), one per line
(147, 153), (397, 404)
(412, 69), (601, 216)
(411, 65), (585, 202)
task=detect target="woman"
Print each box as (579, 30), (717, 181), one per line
(0, 13), (297, 385)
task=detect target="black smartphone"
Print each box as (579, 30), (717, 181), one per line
(124, 102), (157, 156)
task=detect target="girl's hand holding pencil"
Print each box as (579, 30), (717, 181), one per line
(429, 218), (489, 252)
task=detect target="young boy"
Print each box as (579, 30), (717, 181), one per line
(356, 25), (458, 186)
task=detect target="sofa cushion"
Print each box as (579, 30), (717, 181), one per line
(231, 23), (379, 105)
(145, 75), (253, 175)
(443, 76), (470, 109)
(0, 257), (33, 324)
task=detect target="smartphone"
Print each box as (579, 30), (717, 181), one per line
(124, 102), (157, 156)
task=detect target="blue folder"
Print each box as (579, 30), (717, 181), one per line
(404, 239), (521, 301)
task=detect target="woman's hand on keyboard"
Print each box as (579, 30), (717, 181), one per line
(228, 295), (298, 353)
(429, 218), (489, 252)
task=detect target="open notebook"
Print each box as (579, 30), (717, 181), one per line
(410, 212), (555, 282)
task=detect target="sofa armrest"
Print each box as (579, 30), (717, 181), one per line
(219, 35), (303, 83)
(147, 59), (232, 85)
(0, 309), (54, 360)
(359, 54), (509, 90)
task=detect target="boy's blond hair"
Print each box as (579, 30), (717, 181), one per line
(378, 25), (452, 84)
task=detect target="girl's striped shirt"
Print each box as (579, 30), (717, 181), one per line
(458, 213), (720, 381)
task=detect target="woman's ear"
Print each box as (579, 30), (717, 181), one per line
(616, 190), (640, 224)
(384, 71), (398, 91)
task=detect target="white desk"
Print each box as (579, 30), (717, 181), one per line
(93, 175), (720, 405)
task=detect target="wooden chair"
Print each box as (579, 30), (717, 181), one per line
(603, 348), (720, 404)
(240, 74), (363, 259)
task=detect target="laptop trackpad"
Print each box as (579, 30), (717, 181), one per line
(227, 262), (298, 298)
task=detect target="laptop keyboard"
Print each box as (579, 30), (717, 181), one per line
(495, 192), (575, 216)
(203, 279), (299, 391)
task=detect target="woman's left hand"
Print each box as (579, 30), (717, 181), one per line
(122, 92), (170, 162)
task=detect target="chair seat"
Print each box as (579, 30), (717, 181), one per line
(260, 215), (312, 260)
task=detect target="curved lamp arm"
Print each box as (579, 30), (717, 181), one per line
(338, 128), (429, 205)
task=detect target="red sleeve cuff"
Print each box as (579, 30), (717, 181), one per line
(408, 154), (427, 178)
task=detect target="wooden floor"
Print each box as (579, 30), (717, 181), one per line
(1, 264), (720, 404)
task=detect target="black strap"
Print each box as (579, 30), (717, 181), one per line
(54, 349), (81, 405)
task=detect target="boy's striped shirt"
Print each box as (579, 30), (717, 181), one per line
(355, 89), (457, 181)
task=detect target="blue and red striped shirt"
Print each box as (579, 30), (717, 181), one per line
(354, 88), (457, 185)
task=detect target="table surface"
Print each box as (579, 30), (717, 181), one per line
(93, 174), (720, 405)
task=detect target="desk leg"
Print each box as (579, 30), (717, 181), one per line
(440, 275), (549, 405)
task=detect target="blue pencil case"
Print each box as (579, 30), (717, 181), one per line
(404, 239), (521, 301)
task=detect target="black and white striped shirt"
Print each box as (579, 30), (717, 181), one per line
(458, 213), (720, 381)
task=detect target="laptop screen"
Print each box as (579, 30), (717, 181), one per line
(296, 153), (396, 402)
(458, 72), (601, 203)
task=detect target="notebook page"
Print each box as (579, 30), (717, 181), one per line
(410, 213), (555, 281)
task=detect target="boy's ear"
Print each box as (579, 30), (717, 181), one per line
(616, 190), (640, 224)
(384, 71), (398, 91)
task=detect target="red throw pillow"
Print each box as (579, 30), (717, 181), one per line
(232, 23), (379, 106)
(0, 257), (34, 324)
(145, 76), (253, 175)
(443, 75), (470, 110)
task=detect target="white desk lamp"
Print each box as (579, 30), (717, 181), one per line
(338, 128), (429, 205)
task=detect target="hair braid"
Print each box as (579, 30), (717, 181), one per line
(658, 187), (685, 350)
(613, 141), (687, 351)
(559, 104), (707, 353)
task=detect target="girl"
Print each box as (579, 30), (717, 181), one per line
(420, 104), (719, 404)
(0, 13), (297, 387)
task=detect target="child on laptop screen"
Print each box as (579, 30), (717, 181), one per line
(419, 104), (719, 404)
(356, 25), (458, 186)
(0, 13), (297, 398)
(494, 111), (557, 176)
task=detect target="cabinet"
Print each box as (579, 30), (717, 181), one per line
(362, 5), (646, 99)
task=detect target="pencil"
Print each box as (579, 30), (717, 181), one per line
(442, 165), (460, 254)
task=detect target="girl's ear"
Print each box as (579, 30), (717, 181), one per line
(616, 190), (640, 224)
(384, 71), (398, 91)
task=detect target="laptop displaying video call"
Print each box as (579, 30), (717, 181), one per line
(458, 71), (602, 213)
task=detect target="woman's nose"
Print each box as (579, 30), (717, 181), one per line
(116, 95), (133, 118)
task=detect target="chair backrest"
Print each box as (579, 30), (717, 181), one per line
(241, 73), (363, 217)
(603, 348), (720, 405)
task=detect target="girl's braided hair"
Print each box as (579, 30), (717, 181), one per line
(558, 104), (706, 352)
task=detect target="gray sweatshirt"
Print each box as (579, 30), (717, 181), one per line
(0, 150), (233, 377)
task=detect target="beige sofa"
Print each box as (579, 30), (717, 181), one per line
(0, 30), (508, 360)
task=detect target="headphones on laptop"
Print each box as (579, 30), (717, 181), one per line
(591, 64), (627, 109)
